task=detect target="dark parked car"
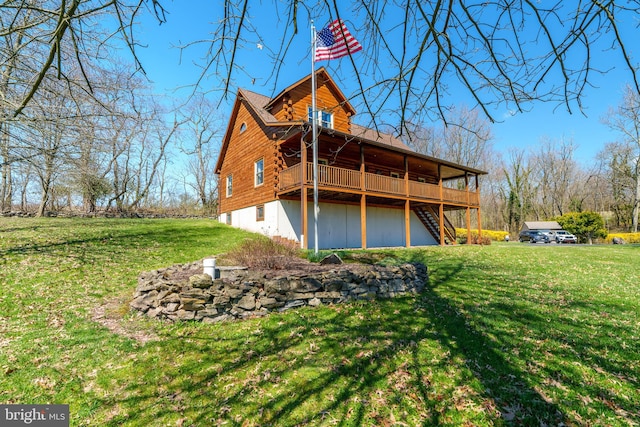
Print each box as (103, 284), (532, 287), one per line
(518, 230), (549, 243)
(529, 230), (550, 244)
(518, 230), (533, 242)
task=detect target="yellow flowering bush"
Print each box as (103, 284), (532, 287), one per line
(455, 228), (509, 243)
(605, 233), (640, 244)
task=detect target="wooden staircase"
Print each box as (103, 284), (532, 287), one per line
(413, 205), (457, 244)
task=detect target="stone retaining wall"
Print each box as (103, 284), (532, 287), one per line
(130, 260), (428, 323)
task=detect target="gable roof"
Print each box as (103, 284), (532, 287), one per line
(264, 67), (357, 117)
(216, 70), (410, 174)
(240, 89), (277, 124)
(522, 221), (562, 231)
(215, 88), (290, 174)
(215, 69), (488, 177)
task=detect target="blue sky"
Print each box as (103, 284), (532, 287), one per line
(134, 1), (638, 165)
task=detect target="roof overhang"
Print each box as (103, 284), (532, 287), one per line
(278, 126), (487, 179)
(265, 67), (357, 117)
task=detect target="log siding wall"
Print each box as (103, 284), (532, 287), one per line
(216, 70), (485, 247)
(218, 101), (277, 215)
(270, 78), (351, 133)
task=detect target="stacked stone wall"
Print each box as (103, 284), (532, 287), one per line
(131, 260), (428, 323)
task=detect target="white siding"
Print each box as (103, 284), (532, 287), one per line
(410, 211), (439, 246)
(221, 200), (439, 249)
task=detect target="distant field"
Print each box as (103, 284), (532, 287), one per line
(1, 217), (638, 426)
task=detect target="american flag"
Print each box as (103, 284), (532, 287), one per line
(314, 19), (362, 61)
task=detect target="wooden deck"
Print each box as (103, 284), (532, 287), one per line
(278, 162), (480, 207)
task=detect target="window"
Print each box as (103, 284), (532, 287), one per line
(226, 213), (232, 225)
(239, 122), (247, 133)
(390, 172), (400, 179)
(256, 205), (265, 221)
(226, 175), (233, 197)
(307, 107), (333, 129)
(417, 177), (426, 183)
(255, 158), (264, 186)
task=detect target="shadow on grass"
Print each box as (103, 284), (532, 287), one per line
(4, 220), (635, 424)
(94, 261), (568, 426)
(0, 219), (232, 261)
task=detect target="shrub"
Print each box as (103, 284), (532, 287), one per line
(455, 228), (507, 242)
(225, 237), (302, 269)
(457, 232), (492, 245)
(555, 211), (607, 244)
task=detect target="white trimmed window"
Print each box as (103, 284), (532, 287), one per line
(226, 174), (233, 197)
(307, 107), (333, 129)
(255, 158), (264, 186)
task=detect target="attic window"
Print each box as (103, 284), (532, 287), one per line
(240, 122), (247, 133)
(307, 107), (333, 129)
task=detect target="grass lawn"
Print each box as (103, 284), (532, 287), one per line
(0, 217), (638, 426)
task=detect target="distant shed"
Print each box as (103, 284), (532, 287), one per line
(521, 221), (562, 232)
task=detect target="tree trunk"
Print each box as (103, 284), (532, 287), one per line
(37, 183), (50, 217)
(1, 132), (11, 212)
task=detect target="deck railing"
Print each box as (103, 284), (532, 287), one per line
(409, 180), (440, 200)
(318, 164), (361, 189)
(278, 163), (301, 191)
(365, 173), (405, 195)
(277, 162), (479, 206)
(442, 187), (470, 204)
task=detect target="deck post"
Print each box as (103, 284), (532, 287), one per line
(360, 145), (367, 249)
(476, 174), (482, 240)
(439, 203), (445, 246)
(405, 200), (411, 248)
(466, 207), (472, 245)
(361, 195), (367, 249)
(466, 173), (471, 245)
(438, 164), (445, 246)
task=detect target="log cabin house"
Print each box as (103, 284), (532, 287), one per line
(215, 68), (486, 249)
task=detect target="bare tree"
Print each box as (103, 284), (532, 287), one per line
(130, 112), (186, 211)
(407, 105), (494, 168)
(3, 2), (640, 133)
(191, 1), (640, 131)
(1, 1), (168, 214)
(602, 84), (640, 232)
(530, 137), (582, 218)
(178, 94), (223, 216)
(0, 0), (167, 117)
(0, 4), (34, 211)
(501, 149), (534, 234)
(596, 141), (636, 230)
(406, 105), (496, 227)
(22, 85), (79, 216)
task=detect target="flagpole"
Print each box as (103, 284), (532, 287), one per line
(311, 21), (319, 255)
